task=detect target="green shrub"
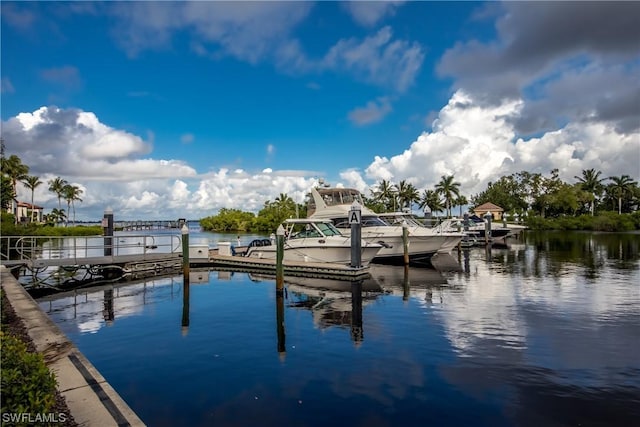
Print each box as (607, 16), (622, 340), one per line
(0, 332), (58, 416)
(525, 212), (639, 231)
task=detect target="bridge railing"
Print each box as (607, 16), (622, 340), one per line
(0, 234), (183, 264)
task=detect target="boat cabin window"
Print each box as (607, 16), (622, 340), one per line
(333, 216), (390, 228)
(287, 223), (323, 239)
(315, 221), (342, 236)
(380, 214), (423, 227)
(319, 189), (364, 207)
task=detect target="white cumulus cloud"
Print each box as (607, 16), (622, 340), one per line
(355, 90), (639, 198)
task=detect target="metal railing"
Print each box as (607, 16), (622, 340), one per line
(0, 234), (183, 264)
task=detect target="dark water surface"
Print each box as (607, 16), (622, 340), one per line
(38, 231), (640, 427)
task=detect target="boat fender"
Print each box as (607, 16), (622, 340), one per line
(377, 241), (392, 248)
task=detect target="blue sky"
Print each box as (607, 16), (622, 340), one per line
(2, 1), (639, 220)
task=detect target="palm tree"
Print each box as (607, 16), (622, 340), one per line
(395, 180), (419, 213)
(419, 189), (444, 215)
(49, 208), (66, 226)
(48, 176), (68, 211)
(435, 175), (461, 218)
(0, 154), (29, 221)
(454, 195), (468, 218)
(62, 184), (83, 225)
(274, 192), (296, 217)
(372, 179), (396, 212)
(575, 169), (605, 215)
(23, 175), (43, 222)
(608, 175), (637, 214)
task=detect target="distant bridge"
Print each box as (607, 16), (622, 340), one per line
(116, 219), (187, 231)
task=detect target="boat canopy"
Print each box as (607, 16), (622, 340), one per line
(307, 188), (365, 216)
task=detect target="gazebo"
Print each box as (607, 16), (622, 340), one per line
(473, 202), (504, 220)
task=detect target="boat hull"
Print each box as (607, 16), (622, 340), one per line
(245, 240), (381, 266)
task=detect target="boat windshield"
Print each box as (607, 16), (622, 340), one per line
(315, 221), (342, 236)
(287, 223), (322, 239)
(319, 189), (364, 207)
(286, 221), (342, 239)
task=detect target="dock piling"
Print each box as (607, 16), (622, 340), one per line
(402, 222), (409, 265)
(276, 224), (285, 293)
(181, 224), (190, 278)
(350, 201), (362, 268)
(484, 211), (492, 245)
(103, 207), (114, 256)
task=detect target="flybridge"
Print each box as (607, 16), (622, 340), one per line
(306, 187), (366, 217)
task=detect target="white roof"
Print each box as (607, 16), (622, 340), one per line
(283, 218), (333, 224)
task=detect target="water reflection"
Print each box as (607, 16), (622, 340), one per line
(253, 274), (381, 345)
(276, 291), (286, 359)
(39, 276), (183, 334)
(35, 231), (640, 427)
(181, 279), (190, 336)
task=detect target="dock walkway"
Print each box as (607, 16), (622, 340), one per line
(202, 251), (370, 280)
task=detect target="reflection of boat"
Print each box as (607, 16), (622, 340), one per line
(367, 264), (450, 304)
(308, 187), (461, 263)
(430, 253), (463, 272)
(240, 219), (381, 266)
(368, 264), (448, 288)
(249, 273), (379, 342)
(248, 273), (382, 293)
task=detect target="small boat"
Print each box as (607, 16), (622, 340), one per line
(241, 219), (382, 266)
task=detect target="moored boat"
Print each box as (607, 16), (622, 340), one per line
(241, 218), (382, 266)
(308, 187), (462, 263)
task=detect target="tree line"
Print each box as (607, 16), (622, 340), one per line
(201, 170), (639, 233)
(0, 144), (83, 226)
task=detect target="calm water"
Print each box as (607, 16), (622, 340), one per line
(38, 231), (640, 427)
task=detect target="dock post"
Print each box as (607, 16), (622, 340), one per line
(402, 222), (409, 265)
(350, 201), (362, 268)
(484, 211), (492, 245)
(103, 207), (114, 256)
(463, 213), (470, 245)
(276, 224), (285, 293)
(181, 224), (190, 278)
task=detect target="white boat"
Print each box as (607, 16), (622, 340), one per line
(243, 218), (382, 266)
(435, 217), (512, 242)
(377, 212), (464, 253)
(308, 187), (463, 263)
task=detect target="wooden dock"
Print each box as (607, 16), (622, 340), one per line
(197, 252), (370, 280)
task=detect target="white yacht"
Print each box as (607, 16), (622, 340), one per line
(377, 212), (465, 253)
(243, 218), (382, 266)
(307, 187), (462, 264)
(435, 216), (512, 241)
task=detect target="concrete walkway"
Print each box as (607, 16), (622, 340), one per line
(1, 266), (145, 426)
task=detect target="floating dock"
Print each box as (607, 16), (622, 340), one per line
(195, 249), (370, 281)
